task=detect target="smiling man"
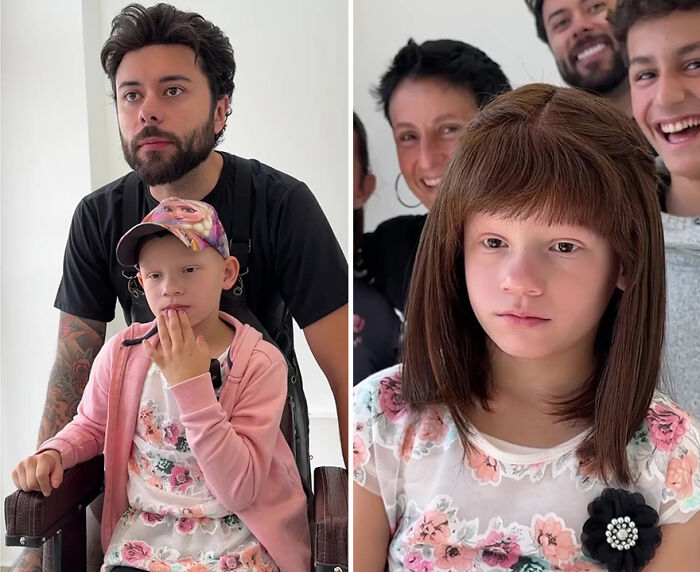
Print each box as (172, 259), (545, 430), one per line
(525, 0), (631, 113)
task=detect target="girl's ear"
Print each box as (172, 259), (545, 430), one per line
(223, 256), (240, 290)
(616, 265), (627, 291)
(137, 271), (144, 287)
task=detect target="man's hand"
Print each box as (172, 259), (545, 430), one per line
(12, 450), (63, 497)
(143, 310), (210, 386)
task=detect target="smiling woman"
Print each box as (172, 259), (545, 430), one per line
(356, 38), (511, 314)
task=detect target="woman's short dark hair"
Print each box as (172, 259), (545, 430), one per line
(610, 0), (700, 63)
(373, 39), (512, 123)
(353, 112), (371, 178)
(101, 3), (235, 142)
(402, 83), (664, 485)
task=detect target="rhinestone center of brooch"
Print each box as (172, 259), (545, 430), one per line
(605, 516), (639, 551)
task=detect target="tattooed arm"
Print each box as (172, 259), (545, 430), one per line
(37, 312), (107, 445)
(8, 313), (107, 571)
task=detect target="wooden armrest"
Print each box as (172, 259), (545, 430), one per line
(313, 466), (348, 572)
(4, 455), (104, 547)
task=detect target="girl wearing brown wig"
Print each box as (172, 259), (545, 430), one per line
(353, 84), (700, 570)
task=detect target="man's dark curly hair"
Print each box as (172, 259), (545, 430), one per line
(373, 39), (512, 123)
(524, 0), (549, 43)
(610, 0), (700, 63)
(101, 3), (235, 142)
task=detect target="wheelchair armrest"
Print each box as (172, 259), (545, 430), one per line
(4, 454), (104, 548)
(312, 466), (348, 572)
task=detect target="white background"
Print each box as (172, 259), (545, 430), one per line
(354, 0), (564, 232)
(0, 0), (348, 566)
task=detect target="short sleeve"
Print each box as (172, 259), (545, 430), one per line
(353, 365), (409, 498)
(271, 181), (347, 329)
(641, 394), (700, 524)
(54, 199), (117, 322)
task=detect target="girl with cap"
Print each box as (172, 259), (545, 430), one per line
(12, 198), (310, 572)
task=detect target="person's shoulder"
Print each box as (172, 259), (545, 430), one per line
(372, 214), (427, 237)
(626, 392), (700, 516)
(225, 314), (286, 370)
(232, 154), (305, 195)
(81, 173), (132, 205)
(70, 173), (132, 219)
(354, 364), (415, 432)
(641, 391), (699, 453)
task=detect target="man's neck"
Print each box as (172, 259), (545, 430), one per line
(667, 175), (700, 217)
(149, 151), (224, 202)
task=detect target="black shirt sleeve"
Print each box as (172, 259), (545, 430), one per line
(54, 198), (117, 322)
(268, 180), (348, 329)
(353, 279), (400, 385)
(361, 215), (426, 312)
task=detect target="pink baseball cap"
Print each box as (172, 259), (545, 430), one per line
(116, 197), (230, 267)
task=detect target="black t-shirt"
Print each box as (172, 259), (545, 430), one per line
(358, 214), (427, 313)
(55, 152), (348, 361)
(353, 278), (400, 385)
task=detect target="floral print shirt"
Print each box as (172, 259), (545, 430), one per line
(103, 352), (278, 572)
(353, 365), (700, 571)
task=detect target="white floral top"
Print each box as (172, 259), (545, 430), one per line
(353, 365), (700, 571)
(103, 351), (278, 572)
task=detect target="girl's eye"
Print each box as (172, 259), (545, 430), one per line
(483, 237), (506, 249)
(183, 266), (197, 274)
(686, 60), (700, 71)
(123, 91), (140, 102)
(182, 207), (196, 213)
(165, 86), (183, 96)
(552, 242), (579, 253)
(147, 273), (161, 280)
(398, 132), (417, 143)
(590, 2), (607, 14)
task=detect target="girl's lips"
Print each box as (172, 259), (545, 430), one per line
(498, 313), (550, 327)
(162, 305), (189, 312)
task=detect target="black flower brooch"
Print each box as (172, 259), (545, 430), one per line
(581, 488), (662, 572)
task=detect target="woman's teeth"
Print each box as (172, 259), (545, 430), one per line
(422, 177), (442, 188)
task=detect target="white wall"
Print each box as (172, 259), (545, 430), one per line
(0, 0), (348, 566)
(354, 0), (565, 232)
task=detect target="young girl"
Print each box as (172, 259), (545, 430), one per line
(353, 84), (700, 571)
(12, 198), (310, 572)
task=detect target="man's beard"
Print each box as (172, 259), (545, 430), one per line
(557, 40), (628, 96)
(121, 113), (216, 186)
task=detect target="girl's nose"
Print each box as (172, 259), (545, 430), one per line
(501, 252), (544, 296)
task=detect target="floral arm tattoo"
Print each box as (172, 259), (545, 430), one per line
(37, 312), (106, 446)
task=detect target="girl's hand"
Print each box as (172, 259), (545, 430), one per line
(12, 450), (63, 496)
(143, 310), (210, 386)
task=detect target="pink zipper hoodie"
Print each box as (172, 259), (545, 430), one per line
(38, 313), (310, 571)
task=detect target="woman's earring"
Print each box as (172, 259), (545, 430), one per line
(394, 173), (421, 208)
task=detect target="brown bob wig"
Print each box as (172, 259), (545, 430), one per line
(402, 83), (664, 484)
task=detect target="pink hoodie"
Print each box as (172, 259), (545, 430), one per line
(38, 313), (310, 571)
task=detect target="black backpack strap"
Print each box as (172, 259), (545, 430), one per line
(230, 156), (252, 279)
(122, 171), (142, 231)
